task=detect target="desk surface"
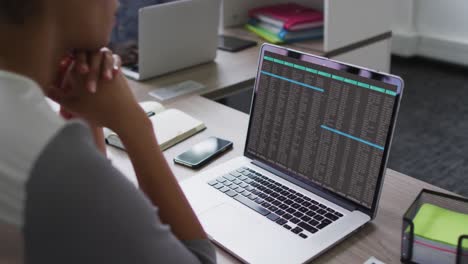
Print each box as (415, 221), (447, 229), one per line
(108, 95), (451, 264)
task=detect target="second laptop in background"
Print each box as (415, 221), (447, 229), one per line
(123, 0), (220, 81)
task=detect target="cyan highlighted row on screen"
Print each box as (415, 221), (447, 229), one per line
(264, 55), (397, 97)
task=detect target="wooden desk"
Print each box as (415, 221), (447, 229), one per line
(108, 95), (452, 264)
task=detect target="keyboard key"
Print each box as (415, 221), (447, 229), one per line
(239, 182), (248, 188)
(242, 190), (251, 196)
(242, 171), (250, 176)
(223, 174), (236, 181)
(317, 209), (327, 215)
(226, 190), (237, 197)
(326, 208), (335, 213)
(310, 200), (318, 205)
(264, 189), (273, 195)
(306, 211), (316, 217)
(213, 183), (224, 189)
(272, 200), (281, 206)
(299, 233), (308, 239)
(309, 205), (319, 211)
(208, 180), (218, 186)
(283, 224), (292, 230)
(230, 185), (239, 190)
(294, 197), (304, 203)
(283, 213), (292, 220)
(335, 212), (344, 217)
(298, 222), (318, 234)
(219, 186), (230, 193)
(268, 206), (278, 212)
(279, 204), (288, 210)
(295, 193), (304, 198)
(284, 199), (293, 205)
(302, 201), (311, 207)
(324, 213), (339, 221)
(267, 213), (280, 221)
(291, 227), (303, 234)
(287, 194), (297, 200)
(234, 179), (242, 185)
(236, 168), (244, 173)
(293, 211), (304, 218)
(254, 198), (264, 204)
(265, 197), (274, 202)
(245, 185), (254, 191)
(313, 215), (324, 221)
(223, 181), (233, 187)
(303, 196), (311, 201)
(291, 203), (301, 209)
(216, 177), (227, 183)
(322, 219), (332, 225)
(277, 196), (286, 201)
(289, 189), (297, 194)
(230, 172), (242, 177)
(236, 188), (245, 193)
(290, 217), (300, 224)
(262, 202), (271, 208)
(270, 192), (279, 198)
(248, 194), (258, 200)
(234, 195), (270, 216)
(308, 219), (319, 226)
(239, 175), (248, 181)
(280, 190), (290, 196)
(244, 178), (253, 184)
(301, 215), (311, 222)
(319, 204), (327, 209)
(286, 208), (296, 214)
(275, 209), (285, 216)
(276, 218), (287, 225)
(298, 206), (308, 213)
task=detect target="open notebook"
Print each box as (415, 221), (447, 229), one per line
(104, 101), (206, 151)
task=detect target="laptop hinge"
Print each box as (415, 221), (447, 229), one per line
(251, 160), (358, 212)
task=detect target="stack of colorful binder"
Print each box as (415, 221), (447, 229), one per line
(246, 3), (324, 44)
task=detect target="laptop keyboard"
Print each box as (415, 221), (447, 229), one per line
(208, 167), (344, 239)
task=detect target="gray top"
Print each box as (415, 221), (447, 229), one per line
(24, 121), (216, 264)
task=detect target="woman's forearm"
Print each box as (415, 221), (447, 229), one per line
(116, 116), (207, 241)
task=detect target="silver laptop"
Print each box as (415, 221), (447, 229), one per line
(181, 44), (404, 263)
(123, 0), (220, 81)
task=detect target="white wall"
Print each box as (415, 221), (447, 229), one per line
(392, 0), (468, 65)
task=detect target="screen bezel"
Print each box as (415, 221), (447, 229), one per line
(244, 44), (404, 218)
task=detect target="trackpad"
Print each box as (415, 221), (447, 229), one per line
(199, 203), (289, 263)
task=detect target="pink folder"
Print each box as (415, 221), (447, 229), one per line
(249, 3), (324, 31)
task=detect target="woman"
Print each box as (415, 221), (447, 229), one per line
(0, 1), (215, 263)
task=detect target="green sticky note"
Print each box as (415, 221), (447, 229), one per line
(411, 203), (468, 248)
(318, 71), (331, 78)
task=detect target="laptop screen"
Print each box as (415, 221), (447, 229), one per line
(245, 48), (402, 210)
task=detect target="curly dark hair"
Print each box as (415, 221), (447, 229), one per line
(0, 0), (37, 24)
